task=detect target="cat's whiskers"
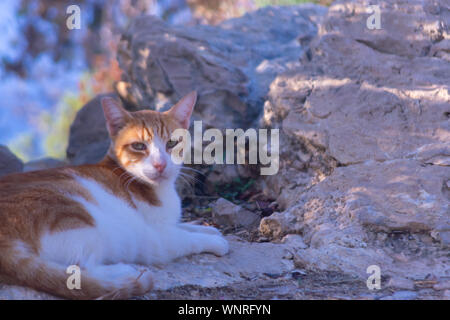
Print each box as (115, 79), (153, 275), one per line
(177, 174), (194, 188)
(125, 176), (136, 194)
(118, 171), (132, 184)
(180, 167), (205, 176)
(179, 171), (204, 186)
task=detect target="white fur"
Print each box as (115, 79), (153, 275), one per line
(39, 173), (229, 285)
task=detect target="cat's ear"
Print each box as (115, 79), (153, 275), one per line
(101, 97), (130, 136)
(167, 91), (197, 129)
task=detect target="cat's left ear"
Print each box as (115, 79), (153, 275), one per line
(167, 91), (197, 129)
(101, 97), (130, 137)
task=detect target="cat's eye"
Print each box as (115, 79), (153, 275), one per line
(131, 142), (147, 151)
(166, 140), (178, 149)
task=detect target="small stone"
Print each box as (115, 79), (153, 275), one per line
(438, 231), (450, 248)
(282, 234), (308, 249)
(259, 211), (294, 239)
(443, 290), (450, 300)
(433, 280), (450, 291)
(387, 278), (415, 290)
(282, 250), (294, 260)
(390, 291), (418, 300)
(211, 198), (260, 228)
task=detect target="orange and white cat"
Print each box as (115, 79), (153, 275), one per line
(0, 91), (229, 299)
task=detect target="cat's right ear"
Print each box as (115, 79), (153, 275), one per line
(101, 97), (129, 136)
(167, 91), (197, 129)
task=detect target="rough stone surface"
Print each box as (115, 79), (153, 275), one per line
(212, 198), (260, 228)
(260, 211), (302, 239)
(0, 145), (23, 177)
(261, 0), (450, 280)
(64, 92), (148, 165)
(434, 280), (450, 291)
(387, 278), (415, 291)
(0, 236), (295, 299)
(382, 291), (418, 300)
(444, 290), (450, 299)
(4, 0), (449, 300)
(116, 5), (326, 130)
(67, 5), (326, 166)
(66, 93), (115, 165)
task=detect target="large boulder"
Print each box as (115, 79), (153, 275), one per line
(116, 4), (326, 130)
(261, 0), (450, 279)
(0, 146), (23, 177)
(65, 93), (144, 165)
(67, 5), (326, 166)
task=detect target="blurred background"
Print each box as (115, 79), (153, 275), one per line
(0, 0), (331, 162)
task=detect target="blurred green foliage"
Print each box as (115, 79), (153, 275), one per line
(9, 73), (92, 162)
(9, 133), (34, 162)
(41, 93), (85, 159)
(216, 177), (255, 203)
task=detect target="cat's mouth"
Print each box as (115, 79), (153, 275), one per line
(143, 171), (168, 183)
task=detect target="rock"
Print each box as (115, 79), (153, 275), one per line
(68, 5), (326, 169)
(0, 285), (57, 300)
(387, 291), (418, 300)
(387, 278), (415, 291)
(66, 93), (147, 165)
(260, 0), (450, 281)
(0, 146), (23, 177)
(66, 93), (114, 165)
(434, 230), (450, 248)
(0, 236), (295, 298)
(117, 5), (326, 130)
(282, 234), (308, 250)
(321, 0), (448, 59)
(259, 211), (301, 239)
(263, 0), (450, 209)
(434, 280), (450, 291)
(149, 235), (295, 290)
(212, 198), (260, 228)
(24, 158), (67, 172)
(444, 290), (450, 299)
(284, 160), (448, 279)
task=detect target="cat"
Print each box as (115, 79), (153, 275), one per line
(0, 91), (229, 299)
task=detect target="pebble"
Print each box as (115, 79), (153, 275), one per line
(433, 280), (450, 291)
(387, 277), (415, 290)
(381, 291), (418, 300)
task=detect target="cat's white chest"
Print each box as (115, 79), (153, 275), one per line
(40, 175), (181, 266)
(76, 175), (181, 227)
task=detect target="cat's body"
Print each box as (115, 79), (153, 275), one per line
(0, 92), (229, 299)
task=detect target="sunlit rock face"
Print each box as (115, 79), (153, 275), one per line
(261, 0), (450, 279)
(116, 4), (326, 130)
(67, 4), (326, 169)
(65, 0), (449, 288)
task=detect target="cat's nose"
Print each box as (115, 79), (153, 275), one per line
(153, 161), (167, 173)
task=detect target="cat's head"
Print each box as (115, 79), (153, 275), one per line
(101, 92), (196, 186)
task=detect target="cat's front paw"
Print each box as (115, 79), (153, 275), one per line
(205, 235), (229, 256)
(180, 222), (222, 236)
